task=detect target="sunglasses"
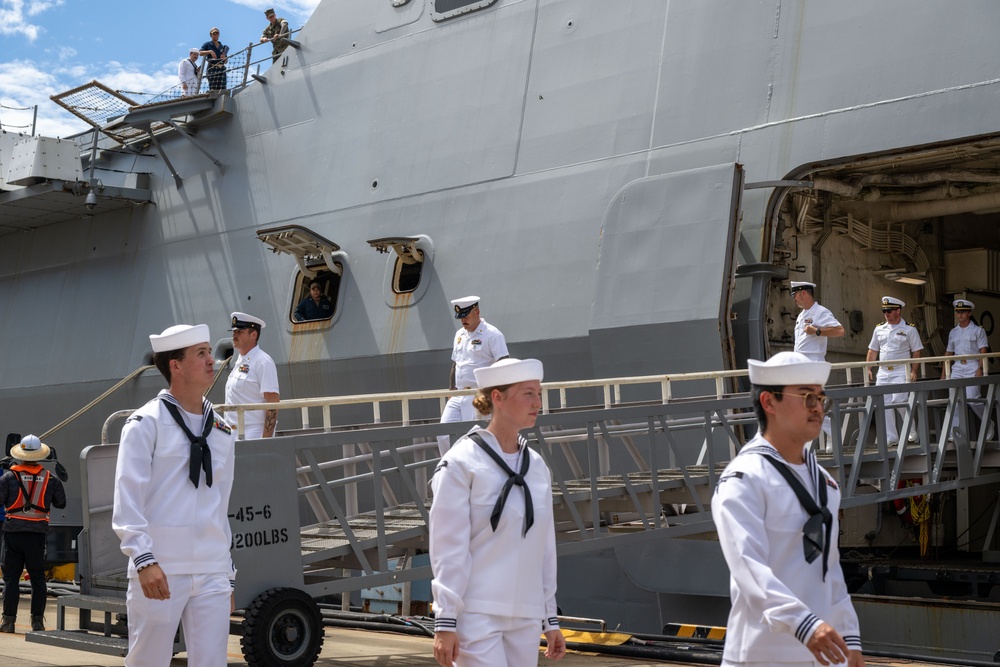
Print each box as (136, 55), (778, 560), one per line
(881, 308), (899, 313)
(780, 391), (832, 412)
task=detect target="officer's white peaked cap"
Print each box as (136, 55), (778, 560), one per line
(230, 312), (266, 331)
(10, 434), (51, 462)
(150, 324), (211, 353)
(790, 281), (816, 292)
(881, 296), (905, 308)
(451, 295), (480, 318)
(747, 351), (831, 387)
(953, 299), (974, 311)
(474, 358), (544, 389)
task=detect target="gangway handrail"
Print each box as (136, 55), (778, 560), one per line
(101, 352), (999, 442)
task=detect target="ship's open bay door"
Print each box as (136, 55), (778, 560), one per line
(589, 163), (743, 390)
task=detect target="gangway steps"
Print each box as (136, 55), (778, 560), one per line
(24, 594), (129, 656)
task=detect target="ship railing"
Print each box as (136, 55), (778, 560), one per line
(210, 352), (998, 440)
(136, 27), (303, 106)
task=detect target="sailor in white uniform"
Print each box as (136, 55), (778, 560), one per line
(791, 281), (845, 443)
(225, 312), (280, 439)
(113, 324), (237, 667)
(437, 296), (509, 456)
(865, 296), (923, 445)
(712, 352), (864, 667)
(430, 358), (565, 667)
(791, 282), (845, 363)
(941, 299), (991, 440)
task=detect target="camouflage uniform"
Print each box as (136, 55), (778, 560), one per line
(262, 16), (290, 62)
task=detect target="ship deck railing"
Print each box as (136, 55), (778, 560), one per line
(85, 354), (1000, 604)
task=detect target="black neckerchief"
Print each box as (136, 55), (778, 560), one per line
(160, 395), (214, 488)
(468, 431), (534, 536)
(759, 452), (832, 580)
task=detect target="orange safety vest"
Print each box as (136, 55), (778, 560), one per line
(5, 463), (51, 523)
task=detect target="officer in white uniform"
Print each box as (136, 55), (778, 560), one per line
(430, 358), (565, 667)
(225, 312), (280, 439)
(113, 324), (237, 667)
(791, 281), (845, 444)
(941, 299), (991, 440)
(865, 296), (923, 445)
(712, 352), (864, 667)
(437, 296), (509, 456)
(791, 282), (845, 362)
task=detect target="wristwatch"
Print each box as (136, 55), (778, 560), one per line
(815, 327), (822, 336)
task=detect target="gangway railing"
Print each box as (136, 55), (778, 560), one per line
(188, 352), (1000, 441)
(82, 358), (1000, 616)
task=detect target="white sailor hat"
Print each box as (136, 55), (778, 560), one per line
(790, 281), (816, 293)
(189, 47), (200, 54)
(474, 358), (544, 389)
(10, 434), (51, 462)
(451, 295), (480, 319)
(953, 299), (974, 311)
(150, 324), (211, 353)
(747, 351), (831, 387)
(880, 296), (905, 309)
(230, 312), (266, 331)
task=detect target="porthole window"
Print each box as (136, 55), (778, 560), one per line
(393, 255), (423, 294)
(292, 270), (340, 323)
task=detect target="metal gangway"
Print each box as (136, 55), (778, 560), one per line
(34, 354), (1000, 664)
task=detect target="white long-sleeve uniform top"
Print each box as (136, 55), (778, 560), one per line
(429, 428), (559, 632)
(711, 434), (861, 663)
(451, 320), (508, 389)
(225, 345), (280, 438)
(113, 390), (237, 582)
(794, 303), (842, 361)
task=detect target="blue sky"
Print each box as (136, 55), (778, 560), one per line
(0, 0), (318, 137)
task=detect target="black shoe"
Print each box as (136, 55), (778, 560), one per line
(30, 615), (44, 632)
(0, 615), (15, 633)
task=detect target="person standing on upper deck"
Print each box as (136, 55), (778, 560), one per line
(178, 47), (201, 96)
(866, 296), (923, 445)
(225, 312), (280, 439)
(260, 8), (291, 63)
(941, 299), (991, 441)
(200, 28), (228, 91)
(712, 352), (864, 667)
(791, 280), (845, 446)
(437, 296), (509, 457)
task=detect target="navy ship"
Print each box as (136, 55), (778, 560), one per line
(3, 1), (1000, 662)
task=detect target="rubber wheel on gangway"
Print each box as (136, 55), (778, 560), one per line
(241, 587), (324, 667)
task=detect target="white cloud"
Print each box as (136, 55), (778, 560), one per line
(225, 0), (320, 25)
(0, 0), (64, 41)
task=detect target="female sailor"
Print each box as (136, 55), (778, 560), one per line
(429, 358), (566, 667)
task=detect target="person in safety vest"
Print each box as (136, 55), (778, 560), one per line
(0, 434), (66, 633)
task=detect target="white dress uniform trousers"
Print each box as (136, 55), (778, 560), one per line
(868, 320), (923, 444)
